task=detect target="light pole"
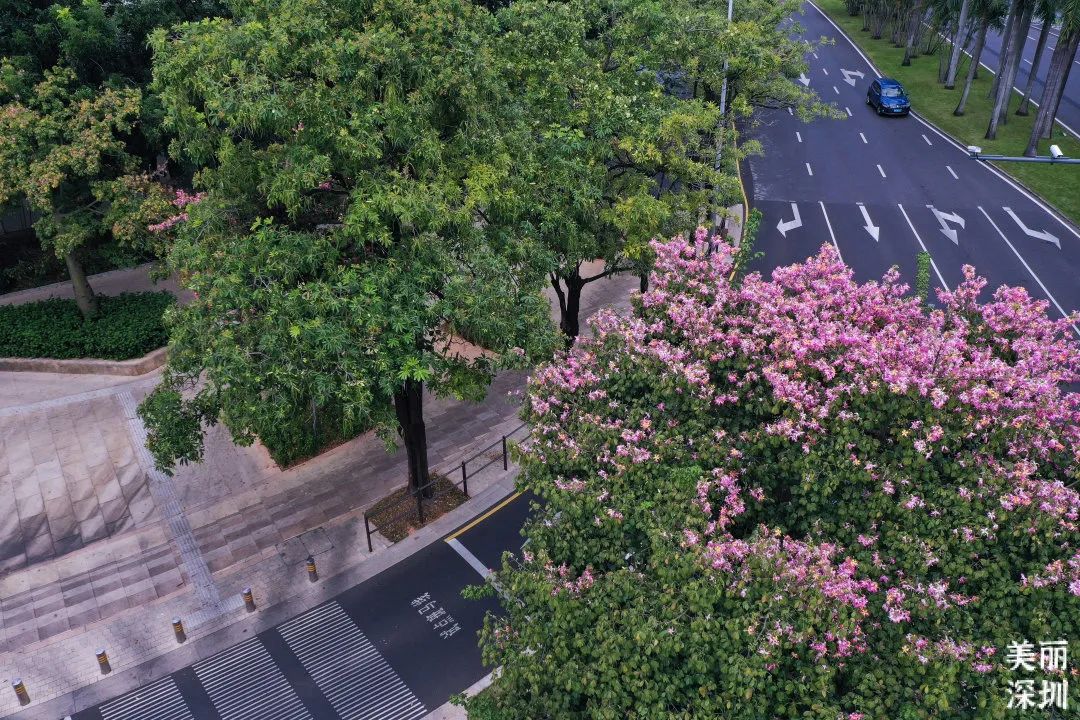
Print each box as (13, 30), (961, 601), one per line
(710, 0), (736, 240)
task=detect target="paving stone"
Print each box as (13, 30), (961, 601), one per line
(51, 532), (83, 556)
(72, 496), (100, 523)
(24, 528), (54, 563)
(79, 512), (108, 544)
(62, 586), (95, 608)
(38, 617), (71, 640)
(66, 607), (102, 628)
(99, 496), (127, 526)
(96, 596), (130, 620)
(15, 493), (45, 520)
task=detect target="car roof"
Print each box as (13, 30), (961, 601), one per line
(878, 78), (904, 87)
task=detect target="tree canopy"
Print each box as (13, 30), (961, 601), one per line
(470, 233), (1080, 719)
(139, 0), (556, 478)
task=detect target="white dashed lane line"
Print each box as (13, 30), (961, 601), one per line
(859, 132), (868, 144)
(876, 164), (886, 178)
(947, 165), (958, 179)
(796, 131), (803, 143)
(806, 162), (814, 176)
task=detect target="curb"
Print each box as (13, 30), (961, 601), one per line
(807, 0), (1080, 242)
(0, 346), (167, 376)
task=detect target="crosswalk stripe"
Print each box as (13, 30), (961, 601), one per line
(101, 677), (193, 720)
(195, 637), (313, 720)
(279, 602), (426, 720)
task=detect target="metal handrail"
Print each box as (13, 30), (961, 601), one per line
(363, 422), (530, 552)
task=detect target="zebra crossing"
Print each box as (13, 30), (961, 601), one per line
(279, 602), (427, 720)
(100, 677), (193, 720)
(194, 637), (313, 720)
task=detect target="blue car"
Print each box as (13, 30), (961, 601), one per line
(866, 78), (910, 116)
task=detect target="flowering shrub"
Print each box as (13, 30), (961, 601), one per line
(471, 231), (1080, 719)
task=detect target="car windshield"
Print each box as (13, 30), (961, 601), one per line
(882, 87), (904, 98)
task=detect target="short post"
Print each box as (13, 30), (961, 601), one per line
(241, 587), (256, 612)
(461, 461), (468, 498)
(306, 555), (319, 582)
(502, 435), (508, 471)
(172, 616), (186, 643)
(11, 678), (29, 705)
(96, 648), (111, 674)
(364, 514), (373, 553)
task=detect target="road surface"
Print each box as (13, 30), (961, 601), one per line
(747, 2), (1080, 334)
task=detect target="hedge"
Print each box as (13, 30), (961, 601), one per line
(0, 291), (174, 360)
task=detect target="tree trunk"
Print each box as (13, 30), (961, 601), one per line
(944, 0), (972, 88)
(394, 379), (432, 499)
(551, 268), (585, 349)
(65, 251), (99, 319)
(1017, 19), (1050, 115)
(902, 0), (926, 65)
(998, 5), (1034, 123)
(1026, 28), (1080, 154)
(985, 2), (1031, 137)
(990, 0), (1021, 98)
(955, 23), (988, 115)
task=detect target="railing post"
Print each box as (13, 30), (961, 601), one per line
(461, 461), (468, 498)
(364, 514), (373, 553)
(502, 435), (508, 471)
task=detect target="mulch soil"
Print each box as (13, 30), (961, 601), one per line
(366, 474), (469, 542)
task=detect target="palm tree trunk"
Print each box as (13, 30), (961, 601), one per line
(944, 0), (973, 88)
(1026, 27), (1080, 154)
(990, 0), (1021, 98)
(1017, 19), (1050, 115)
(998, 5), (1034, 123)
(902, 0), (926, 65)
(955, 22), (988, 115)
(64, 251), (99, 319)
(986, 2), (1031, 137)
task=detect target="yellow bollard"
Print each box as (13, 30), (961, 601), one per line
(96, 648), (111, 674)
(242, 587), (256, 612)
(11, 678), (30, 705)
(306, 556), (319, 583)
(172, 616), (186, 643)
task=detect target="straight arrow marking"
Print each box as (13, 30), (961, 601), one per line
(776, 203), (803, 237)
(857, 203), (880, 241)
(1003, 207), (1061, 248)
(798, 73), (811, 87)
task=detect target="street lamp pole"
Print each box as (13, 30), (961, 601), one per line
(965, 144), (1080, 164)
(710, 0), (736, 239)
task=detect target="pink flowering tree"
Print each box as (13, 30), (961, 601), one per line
(469, 231), (1080, 719)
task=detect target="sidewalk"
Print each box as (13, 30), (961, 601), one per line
(0, 264), (185, 308)
(0, 264), (638, 717)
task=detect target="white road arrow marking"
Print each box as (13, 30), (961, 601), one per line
(1004, 207), (1061, 248)
(776, 203), (803, 237)
(927, 205), (965, 245)
(798, 73), (810, 87)
(841, 68), (865, 86)
(858, 203), (880, 241)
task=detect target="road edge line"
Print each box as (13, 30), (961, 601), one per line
(446, 491), (522, 541)
(805, 0), (1080, 244)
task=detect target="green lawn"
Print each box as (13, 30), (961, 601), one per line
(814, 0), (1080, 224)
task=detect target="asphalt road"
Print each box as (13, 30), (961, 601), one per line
(63, 493), (533, 720)
(979, 18), (1080, 140)
(747, 2), (1080, 333)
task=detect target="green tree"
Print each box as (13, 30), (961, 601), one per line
(139, 0), (555, 492)
(469, 234), (1080, 719)
(494, 0), (825, 347)
(0, 0), (227, 315)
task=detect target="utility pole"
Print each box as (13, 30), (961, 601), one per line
(710, 0), (736, 239)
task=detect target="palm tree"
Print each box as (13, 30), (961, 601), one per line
(1016, 0), (1056, 115)
(985, 0), (1034, 137)
(945, 0), (974, 86)
(1025, 0), (1080, 153)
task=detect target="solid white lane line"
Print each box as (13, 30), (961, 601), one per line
(818, 202), (843, 262)
(796, 131), (803, 143)
(806, 162), (813, 176)
(897, 204), (950, 291)
(977, 207), (1079, 336)
(447, 537), (492, 579)
(859, 132), (868, 144)
(946, 165), (958, 179)
(845, 106), (852, 116)
(922, 134), (932, 146)
(876, 164), (886, 178)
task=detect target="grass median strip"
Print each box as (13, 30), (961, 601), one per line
(814, 0), (1080, 225)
